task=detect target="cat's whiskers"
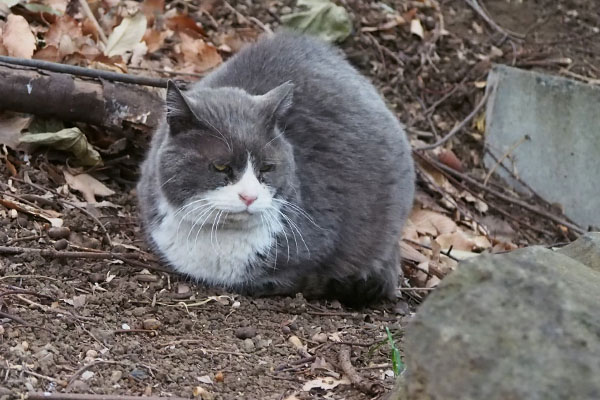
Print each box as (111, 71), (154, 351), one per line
(184, 206), (216, 252)
(262, 123), (287, 149)
(265, 208), (290, 263)
(210, 210), (225, 254)
(191, 207), (219, 253)
(259, 213), (279, 268)
(269, 206), (310, 257)
(272, 198), (321, 229)
(175, 202), (212, 242)
(160, 175), (177, 189)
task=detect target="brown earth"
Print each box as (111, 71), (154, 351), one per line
(1, 1), (599, 399)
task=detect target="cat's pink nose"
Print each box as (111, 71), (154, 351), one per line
(239, 193), (257, 206)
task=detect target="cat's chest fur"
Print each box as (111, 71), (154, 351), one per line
(151, 195), (274, 285)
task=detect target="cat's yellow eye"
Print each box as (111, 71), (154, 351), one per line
(213, 163), (230, 172)
(260, 164), (274, 173)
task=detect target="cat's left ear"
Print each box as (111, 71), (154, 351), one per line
(261, 82), (294, 123)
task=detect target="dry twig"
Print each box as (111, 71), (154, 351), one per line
(338, 346), (384, 396)
(28, 393), (189, 400)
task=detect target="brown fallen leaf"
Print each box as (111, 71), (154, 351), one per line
(409, 208), (458, 236)
(0, 197), (63, 227)
(143, 28), (169, 53)
(140, 0), (165, 26)
(178, 32), (222, 73)
(0, 112), (32, 149)
(435, 231), (492, 252)
(166, 14), (207, 37)
(63, 170), (115, 204)
(2, 14), (37, 58)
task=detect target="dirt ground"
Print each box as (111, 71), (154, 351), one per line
(1, 0), (599, 399)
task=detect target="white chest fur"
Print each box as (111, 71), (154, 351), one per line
(151, 195), (275, 285)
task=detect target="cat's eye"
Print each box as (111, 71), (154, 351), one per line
(213, 163), (230, 173)
(260, 164), (274, 173)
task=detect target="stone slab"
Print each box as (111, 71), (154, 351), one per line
(484, 64), (600, 229)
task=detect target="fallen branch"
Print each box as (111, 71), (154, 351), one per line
(0, 246), (171, 273)
(27, 393), (189, 400)
(338, 346), (384, 396)
(0, 62), (163, 131)
(416, 153), (586, 235)
(0, 56), (168, 87)
(415, 91), (489, 150)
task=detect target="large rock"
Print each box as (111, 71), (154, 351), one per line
(392, 233), (600, 400)
(484, 65), (600, 230)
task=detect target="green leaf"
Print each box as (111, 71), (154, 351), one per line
(281, 0), (352, 43)
(23, 3), (62, 15)
(0, 0), (22, 8)
(105, 12), (147, 57)
(19, 127), (102, 167)
(385, 327), (405, 376)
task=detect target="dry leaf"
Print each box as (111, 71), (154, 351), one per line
(105, 12), (147, 57)
(63, 170), (115, 203)
(166, 14), (207, 37)
(178, 32), (222, 73)
(302, 376), (350, 391)
(140, 0), (165, 25)
(0, 197), (63, 227)
(2, 14), (36, 58)
(19, 127), (102, 166)
(0, 112), (32, 149)
(143, 28), (169, 53)
(435, 231), (492, 252)
(410, 18), (424, 39)
(409, 208), (458, 236)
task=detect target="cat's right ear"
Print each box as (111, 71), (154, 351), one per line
(165, 80), (196, 135)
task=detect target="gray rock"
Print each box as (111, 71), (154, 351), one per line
(393, 233), (600, 400)
(484, 65), (600, 230)
(241, 338), (255, 353)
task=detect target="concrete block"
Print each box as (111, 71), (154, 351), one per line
(484, 64), (600, 230)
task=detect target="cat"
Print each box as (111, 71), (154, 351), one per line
(137, 31), (415, 306)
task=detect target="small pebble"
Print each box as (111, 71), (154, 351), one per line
(234, 326), (257, 339)
(281, 326), (291, 334)
(83, 237), (101, 249)
(312, 332), (328, 343)
(85, 349), (98, 358)
(241, 338), (255, 353)
(214, 371), (224, 383)
(48, 226), (70, 240)
(110, 370), (122, 383)
(88, 272), (104, 283)
(142, 318), (161, 330)
(80, 371), (94, 381)
(53, 239), (68, 250)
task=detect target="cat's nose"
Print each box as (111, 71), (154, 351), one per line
(239, 193), (258, 206)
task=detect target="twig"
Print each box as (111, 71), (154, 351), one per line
(28, 393), (189, 400)
(15, 294), (94, 321)
(483, 135), (530, 185)
(78, 0), (108, 44)
(22, 369), (66, 385)
(464, 0), (525, 40)
(0, 56), (169, 88)
(0, 246), (170, 273)
(6, 234), (41, 245)
(67, 361), (126, 388)
(418, 154), (586, 234)
(415, 91), (489, 150)
(0, 310), (27, 324)
(113, 329), (157, 335)
(338, 346), (384, 396)
(306, 311), (355, 317)
(248, 17), (273, 34)
(128, 66), (206, 78)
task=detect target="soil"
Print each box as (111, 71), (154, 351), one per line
(1, 0), (599, 399)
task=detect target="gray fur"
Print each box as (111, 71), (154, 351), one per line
(137, 31), (415, 305)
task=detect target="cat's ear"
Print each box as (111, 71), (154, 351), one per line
(165, 80), (197, 135)
(261, 82), (294, 122)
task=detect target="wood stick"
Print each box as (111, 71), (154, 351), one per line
(338, 346), (384, 395)
(0, 56), (167, 87)
(0, 246), (171, 273)
(27, 393), (189, 400)
(0, 63), (163, 131)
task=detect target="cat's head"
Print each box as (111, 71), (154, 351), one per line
(157, 81), (297, 225)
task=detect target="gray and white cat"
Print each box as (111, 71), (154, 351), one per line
(137, 32), (414, 305)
